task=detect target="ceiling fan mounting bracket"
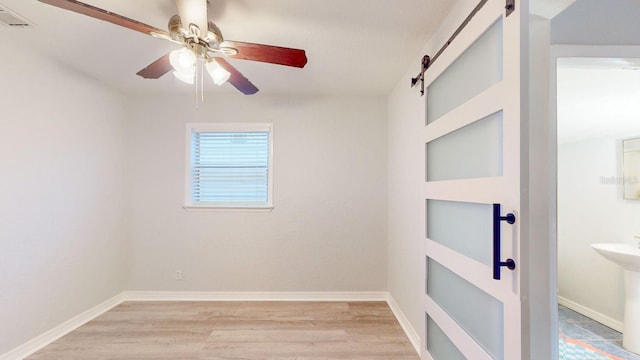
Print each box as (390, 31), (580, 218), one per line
(168, 14), (233, 61)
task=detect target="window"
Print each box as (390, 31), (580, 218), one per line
(185, 123), (273, 209)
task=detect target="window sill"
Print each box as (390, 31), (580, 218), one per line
(182, 204), (274, 212)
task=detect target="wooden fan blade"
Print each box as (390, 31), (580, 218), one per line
(215, 58), (259, 95)
(38, 0), (169, 37)
(137, 53), (173, 79)
(220, 41), (308, 68)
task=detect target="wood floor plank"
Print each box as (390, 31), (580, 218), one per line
(27, 301), (418, 359)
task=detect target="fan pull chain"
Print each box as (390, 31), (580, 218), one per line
(193, 57), (205, 108)
(198, 58), (204, 103)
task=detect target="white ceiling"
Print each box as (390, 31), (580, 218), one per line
(0, 0), (455, 96)
(557, 57), (640, 144)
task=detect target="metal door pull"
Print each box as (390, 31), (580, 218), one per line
(492, 203), (516, 280)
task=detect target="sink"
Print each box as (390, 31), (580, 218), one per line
(591, 242), (640, 355)
(591, 243), (640, 271)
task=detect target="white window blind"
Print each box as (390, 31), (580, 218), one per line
(186, 123), (273, 208)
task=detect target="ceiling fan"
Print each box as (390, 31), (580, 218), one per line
(37, 0), (309, 95)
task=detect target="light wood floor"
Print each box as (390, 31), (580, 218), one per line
(27, 301), (419, 359)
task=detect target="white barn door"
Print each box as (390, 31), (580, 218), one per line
(423, 0), (526, 359)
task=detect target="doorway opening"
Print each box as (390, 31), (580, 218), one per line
(553, 52), (640, 359)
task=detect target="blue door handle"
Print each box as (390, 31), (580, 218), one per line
(493, 203), (516, 280)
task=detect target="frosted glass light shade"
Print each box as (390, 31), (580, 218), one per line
(170, 48), (196, 84)
(173, 70), (195, 84)
(205, 60), (231, 85)
(170, 48), (197, 72)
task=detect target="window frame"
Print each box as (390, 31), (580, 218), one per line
(183, 122), (274, 211)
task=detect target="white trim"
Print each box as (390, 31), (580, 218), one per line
(386, 294), (420, 355)
(550, 45), (640, 61)
(2, 291), (422, 359)
(188, 123), (273, 133)
(549, 44), (640, 348)
(557, 296), (624, 333)
(423, 82), (505, 143)
(183, 122), (275, 209)
(182, 205), (274, 212)
(122, 291), (388, 302)
(0, 293), (124, 360)
(425, 177), (509, 204)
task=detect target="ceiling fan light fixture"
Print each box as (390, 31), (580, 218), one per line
(170, 48), (196, 72)
(170, 48), (197, 84)
(205, 60), (231, 86)
(37, 0), (306, 96)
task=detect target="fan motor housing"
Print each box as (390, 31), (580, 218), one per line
(168, 14), (223, 45)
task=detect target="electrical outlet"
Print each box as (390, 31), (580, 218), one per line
(174, 270), (182, 280)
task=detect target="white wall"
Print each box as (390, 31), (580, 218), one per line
(126, 93), (388, 291)
(386, 57), (428, 347)
(0, 39), (128, 354)
(551, 0), (640, 46)
(386, 0), (479, 349)
(528, 14), (556, 360)
(558, 134), (640, 323)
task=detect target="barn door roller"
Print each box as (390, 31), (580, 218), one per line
(411, 0), (515, 95)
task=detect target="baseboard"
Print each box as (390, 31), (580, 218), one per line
(1, 291), (419, 359)
(123, 291), (389, 302)
(558, 296), (624, 332)
(0, 293), (125, 360)
(386, 294), (420, 355)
